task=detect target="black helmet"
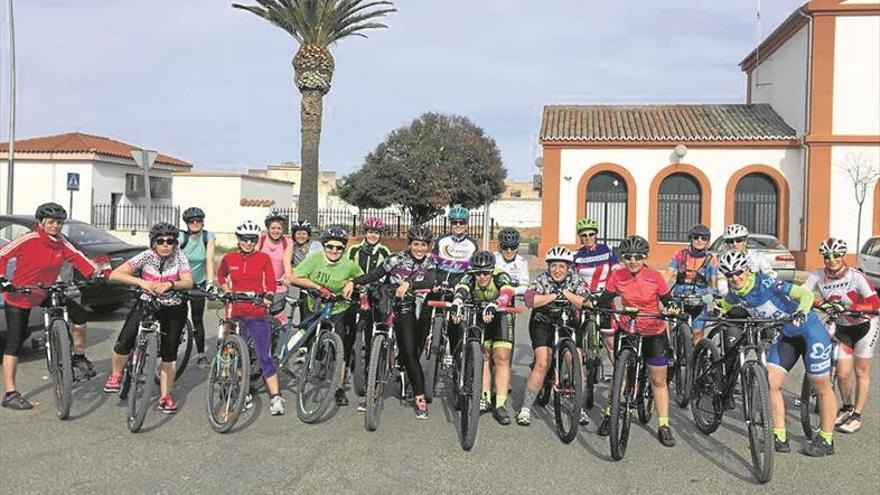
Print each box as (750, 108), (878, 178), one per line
(291, 219), (312, 234)
(407, 224), (434, 243)
(182, 206), (205, 223)
(497, 227), (521, 248)
(149, 222), (179, 245)
(468, 250), (495, 272)
(35, 202), (67, 221)
(264, 209), (287, 228)
(688, 224), (711, 239)
(320, 225), (348, 245)
(618, 235), (649, 256)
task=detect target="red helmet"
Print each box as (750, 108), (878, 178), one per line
(363, 216), (385, 231)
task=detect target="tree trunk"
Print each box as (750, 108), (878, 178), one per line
(299, 89), (323, 226)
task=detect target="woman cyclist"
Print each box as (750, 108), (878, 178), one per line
(663, 224), (718, 343)
(290, 219), (323, 320)
(217, 220), (285, 416)
(573, 217), (618, 366)
(351, 225), (437, 418)
(717, 224), (775, 295)
(803, 238), (879, 434)
(346, 216), (391, 273)
(104, 222), (194, 414)
(258, 210), (293, 324)
(177, 206), (216, 368)
(493, 227), (529, 295)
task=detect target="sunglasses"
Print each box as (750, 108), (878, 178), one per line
(578, 232), (597, 238)
(325, 244), (345, 252)
(622, 253), (646, 262)
(725, 237), (747, 244)
(154, 237), (178, 246)
(474, 270), (493, 277)
(451, 220), (468, 226)
(501, 246), (518, 252)
(238, 236), (258, 244)
(823, 254), (842, 261)
(691, 235), (709, 241)
(724, 270), (745, 278)
(186, 218), (204, 224)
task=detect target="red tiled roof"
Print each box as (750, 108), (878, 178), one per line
(0, 132), (191, 167)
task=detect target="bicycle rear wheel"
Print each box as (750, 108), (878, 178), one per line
(690, 339), (723, 434)
(553, 339), (583, 444)
(127, 332), (159, 433)
(353, 317), (369, 397)
(365, 334), (388, 432)
(47, 319), (74, 420)
(741, 360), (774, 484)
(297, 331), (344, 423)
(205, 335), (250, 433)
(672, 322), (693, 408)
(423, 315), (445, 403)
(609, 348), (636, 461)
(460, 340), (483, 451)
(583, 319), (599, 410)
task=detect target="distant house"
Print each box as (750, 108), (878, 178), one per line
(248, 161), (342, 208)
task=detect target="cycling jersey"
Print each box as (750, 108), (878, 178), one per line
(803, 267), (880, 326)
(720, 273), (815, 337)
(346, 240), (391, 274)
(494, 252), (530, 295)
(177, 230), (215, 285)
(353, 251), (436, 308)
(294, 251), (364, 315)
(125, 249), (191, 306)
(525, 271), (588, 325)
(257, 234), (290, 293)
(669, 247), (717, 289)
(432, 233), (478, 285)
(453, 269), (514, 305)
(217, 250), (274, 318)
(292, 240), (322, 267)
(599, 267), (672, 336)
(0, 225), (97, 308)
(573, 244), (618, 291)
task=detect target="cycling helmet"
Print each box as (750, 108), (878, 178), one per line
(291, 219), (312, 234)
(149, 222), (179, 244)
(407, 224), (434, 243)
(321, 225), (348, 245)
(818, 237), (848, 257)
(264, 209), (287, 228)
(235, 220), (262, 237)
(725, 224), (749, 238)
(35, 202), (68, 221)
(718, 250), (749, 275)
(182, 206), (205, 223)
(448, 205), (470, 222)
(618, 235), (650, 256)
(363, 216), (385, 232)
(497, 227), (521, 248)
(468, 250), (495, 272)
(576, 217), (599, 233)
(545, 245), (574, 264)
(689, 224), (711, 238)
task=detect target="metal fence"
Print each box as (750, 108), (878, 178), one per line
(274, 207), (496, 239)
(91, 204), (180, 231)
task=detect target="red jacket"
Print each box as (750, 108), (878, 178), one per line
(0, 225), (97, 308)
(217, 250), (274, 318)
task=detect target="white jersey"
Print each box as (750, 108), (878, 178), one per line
(494, 252), (530, 296)
(803, 268), (880, 327)
(718, 249), (776, 295)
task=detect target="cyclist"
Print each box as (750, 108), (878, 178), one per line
(663, 224), (718, 343)
(177, 206), (216, 369)
(717, 224), (775, 295)
(290, 225), (363, 407)
(493, 227), (530, 295)
(351, 225), (437, 418)
(0, 202), (100, 410)
(217, 220), (285, 416)
(717, 250), (837, 457)
(258, 210), (293, 325)
(432, 205), (479, 355)
(451, 250), (515, 425)
(290, 219), (322, 320)
(103, 222), (194, 414)
(591, 235), (680, 447)
(573, 217), (618, 365)
(346, 216), (391, 273)
(803, 238), (880, 434)
(517, 246), (589, 427)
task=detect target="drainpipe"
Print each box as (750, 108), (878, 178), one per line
(798, 7), (812, 256)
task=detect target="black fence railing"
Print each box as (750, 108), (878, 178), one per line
(92, 204), (180, 231)
(274, 207), (496, 239)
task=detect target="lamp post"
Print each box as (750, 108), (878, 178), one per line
(4, 0), (16, 215)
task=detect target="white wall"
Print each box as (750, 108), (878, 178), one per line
(833, 15), (880, 135)
(829, 146), (880, 249)
(240, 177), (293, 209)
(173, 175), (243, 233)
(749, 24), (809, 135)
(0, 159), (94, 220)
(486, 198), (541, 228)
(557, 147), (804, 248)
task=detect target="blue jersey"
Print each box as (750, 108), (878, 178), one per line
(722, 272), (816, 338)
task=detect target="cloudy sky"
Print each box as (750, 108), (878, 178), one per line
(0, 0), (805, 179)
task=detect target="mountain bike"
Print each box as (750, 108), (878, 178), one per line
(422, 285), (456, 403)
(668, 289), (704, 408)
(352, 285), (378, 398)
(580, 304), (605, 410)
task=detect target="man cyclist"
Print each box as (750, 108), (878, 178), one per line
(803, 238), (879, 434)
(432, 205), (479, 355)
(451, 250), (516, 425)
(0, 203), (100, 410)
(177, 206), (216, 368)
(717, 250), (837, 457)
(717, 224), (775, 295)
(573, 217), (618, 365)
(663, 224), (718, 343)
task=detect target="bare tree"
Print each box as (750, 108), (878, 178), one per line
(836, 151), (880, 250)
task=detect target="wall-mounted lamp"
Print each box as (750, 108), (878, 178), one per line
(674, 144), (688, 163)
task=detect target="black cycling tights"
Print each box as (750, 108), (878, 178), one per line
(114, 302), (188, 362)
(395, 308), (429, 397)
(188, 295), (207, 354)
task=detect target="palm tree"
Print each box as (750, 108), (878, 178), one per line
(232, 0), (395, 225)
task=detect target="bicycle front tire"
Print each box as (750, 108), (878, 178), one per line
(297, 331), (344, 424)
(460, 340), (483, 451)
(672, 322), (693, 408)
(206, 335), (251, 433)
(741, 360), (774, 483)
(553, 338), (583, 444)
(423, 315), (445, 403)
(365, 334), (388, 432)
(127, 332), (159, 433)
(609, 348), (636, 461)
(47, 318), (74, 420)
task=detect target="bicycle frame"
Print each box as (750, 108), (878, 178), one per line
(700, 318), (782, 400)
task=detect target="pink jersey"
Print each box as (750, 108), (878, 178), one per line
(258, 234), (289, 293)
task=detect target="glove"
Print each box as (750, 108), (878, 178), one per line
(701, 293), (714, 306)
(484, 302), (499, 315)
(91, 272), (107, 286)
(205, 283), (218, 296)
(318, 287), (333, 299)
(0, 277), (11, 292)
(792, 310), (807, 327)
(819, 301), (845, 316)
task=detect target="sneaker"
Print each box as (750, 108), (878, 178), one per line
(335, 389), (349, 407)
(479, 398), (492, 413)
(72, 355), (97, 380)
(801, 435), (834, 457)
(103, 373), (122, 393)
(493, 405), (511, 425)
(597, 414), (611, 436)
(269, 395), (285, 416)
(657, 425), (676, 447)
(194, 353), (210, 370)
(724, 396), (737, 411)
(245, 393), (254, 410)
(837, 413), (862, 434)
(579, 410), (591, 426)
(414, 397), (428, 420)
(516, 408), (531, 426)
(158, 395), (178, 414)
(835, 405), (854, 426)
(357, 397), (367, 412)
(774, 437), (791, 453)
(1, 391), (33, 410)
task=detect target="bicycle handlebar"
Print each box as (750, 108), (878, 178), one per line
(426, 300), (522, 314)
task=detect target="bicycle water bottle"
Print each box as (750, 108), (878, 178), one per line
(287, 329), (307, 353)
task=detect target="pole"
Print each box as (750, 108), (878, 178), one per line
(69, 190), (73, 217)
(482, 182), (491, 250)
(5, 0), (16, 214)
(140, 150), (154, 227)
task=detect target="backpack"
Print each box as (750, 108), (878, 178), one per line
(180, 230), (210, 250)
(257, 233), (289, 251)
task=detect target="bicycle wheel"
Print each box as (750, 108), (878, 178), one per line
(609, 348), (636, 461)
(798, 373), (820, 439)
(353, 317), (369, 397)
(47, 319), (74, 420)
(205, 335), (251, 433)
(423, 315), (445, 403)
(297, 331), (344, 423)
(155, 320), (194, 385)
(127, 332), (159, 433)
(741, 360), (774, 483)
(583, 319), (598, 410)
(637, 366), (654, 425)
(535, 364), (552, 407)
(553, 339), (584, 443)
(672, 322), (693, 408)
(690, 339), (723, 435)
(365, 334), (388, 432)
(460, 340), (484, 451)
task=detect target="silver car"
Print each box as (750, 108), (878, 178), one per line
(857, 236), (880, 292)
(709, 233), (797, 281)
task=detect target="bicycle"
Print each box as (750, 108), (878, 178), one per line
(422, 285), (456, 403)
(580, 304), (605, 410)
(352, 284), (378, 398)
(690, 316), (786, 483)
(668, 289), (703, 408)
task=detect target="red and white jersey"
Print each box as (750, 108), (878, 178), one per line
(803, 268), (880, 326)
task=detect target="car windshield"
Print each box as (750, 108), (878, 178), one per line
(62, 222), (123, 246)
(748, 236), (786, 250)
(862, 238), (880, 257)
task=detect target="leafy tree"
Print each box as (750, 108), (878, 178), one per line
(232, 0), (396, 225)
(338, 112), (507, 224)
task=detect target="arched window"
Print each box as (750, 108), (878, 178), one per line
(585, 172), (628, 245)
(734, 173), (778, 236)
(657, 173), (701, 242)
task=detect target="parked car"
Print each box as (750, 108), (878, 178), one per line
(0, 215), (145, 313)
(709, 233), (796, 281)
(857, 235), (880, 293)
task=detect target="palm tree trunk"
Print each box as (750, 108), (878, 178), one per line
(299, 89), (323, 226)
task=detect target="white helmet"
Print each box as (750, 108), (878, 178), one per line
(545, 245), (573, 264)
(818, 237), (847, 257)
(718, 251), (749, 275)
(235, 220), (262, 237)
(724, 224), (749, 238)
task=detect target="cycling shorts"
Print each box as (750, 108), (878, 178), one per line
(835, 318), (878, 359)
(614, 331), (669, 367)
(482, 313), (513, 350)
(528, 313), (582, 350)
(2, 298), (89, 357)
(767, 317), (832, 376)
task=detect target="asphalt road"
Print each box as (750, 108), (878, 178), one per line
(1, 307), (878, 494)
